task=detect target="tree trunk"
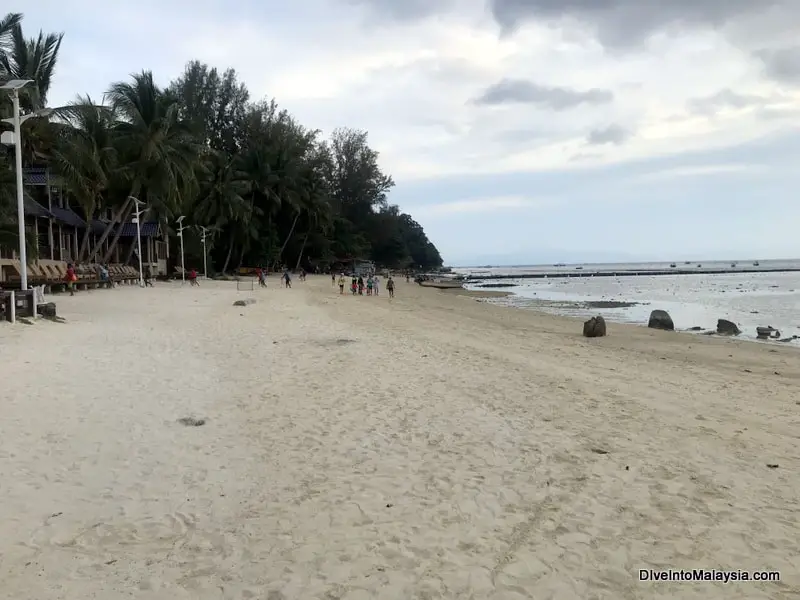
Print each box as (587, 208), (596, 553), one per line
(221, 231), (234, 273)
(77, 199), (97, 262)
(87, 191), (135, 262)
(236, 244), (246, 269)
(277, 212), (301, 266)
(102, 203), (136, 263)
(124, 237), (137, 265)
(295, 230), (310, 271)
(78, 227), (92, 262)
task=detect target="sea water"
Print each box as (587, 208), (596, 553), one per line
(456, 261), (800, 344)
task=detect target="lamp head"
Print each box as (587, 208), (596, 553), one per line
(0, 79), (34, 91)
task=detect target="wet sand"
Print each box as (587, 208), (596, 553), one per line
(0, 276), (798, 599)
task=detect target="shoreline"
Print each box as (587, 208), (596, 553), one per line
(458, 280), (800, 348)
(462, 266), (800, 280)
(1, 277), (798, 598)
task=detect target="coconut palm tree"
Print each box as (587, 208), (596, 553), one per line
(0, 12), (22, 64)
(0, 16), (63, 110)
(88, 71), (199, 263)
(51, 96), (118, 260)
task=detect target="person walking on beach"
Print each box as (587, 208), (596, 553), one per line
(351, 276), (357, 295)
(366, 275), (373, 296)
(258, 267), (267, 288)
(357, 276), (364, 295)
(373, 274), (380, 296)
(387, 276), (395, 298)
(332, 272), (336, 286)
(65, 263), (77, 296)
(283, 270), (292, 288)
(144, 266), (154, 287)
(338, 274), (345, 294)
(188, 268), (199, 286)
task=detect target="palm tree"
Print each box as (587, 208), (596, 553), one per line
(294, 185), (332, 270)
(51, 96), (118, 260)
(0, 12), (22, 65)
(0, 16), (63, 110)
(88, 71), (198, 263)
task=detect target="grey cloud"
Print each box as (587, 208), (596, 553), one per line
(488, 0), (793, 49)
(346, 0), (451, 20)
(587, 124), (630, 145)
(474, 78), (613, 110)
(687, 89), (766, 115)
(756, 46), (800, 84)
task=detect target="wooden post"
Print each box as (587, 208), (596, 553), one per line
(9, 291), (15, 324)
(46, 170), (54, 259)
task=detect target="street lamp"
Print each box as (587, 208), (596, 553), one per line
(129, 196), (145, 287)
(176, 215), (186, 284)
(199, 226), (209, 279)
(1, 79), (52, 290)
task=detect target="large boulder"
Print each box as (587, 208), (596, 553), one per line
(648, 309), (674, 331)
(583, 315), (607, 338)
(717, 319), (741, 336)
(37, 302), (57, 319)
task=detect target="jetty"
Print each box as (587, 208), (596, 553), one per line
(466, 266), (800, 281)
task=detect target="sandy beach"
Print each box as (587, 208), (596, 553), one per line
(1, 275), (798, 599)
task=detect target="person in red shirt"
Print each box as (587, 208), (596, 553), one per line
(189, 268), (199, 286)
(65, 263), (77, 296)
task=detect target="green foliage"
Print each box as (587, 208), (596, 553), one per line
(0, 12), (443, 272)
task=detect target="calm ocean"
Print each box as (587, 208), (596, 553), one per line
(454, 259), (800, 344)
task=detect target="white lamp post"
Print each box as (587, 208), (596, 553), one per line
(129, 196), (145, 287)
(199, 226), (209, 279)
(1, 79), (52, 291)
(176, 215), (186, 284)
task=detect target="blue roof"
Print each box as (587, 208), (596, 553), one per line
(91, 219), (109, 235)
(23, 167), (48, 186)
(51, 206), (87, 228)
(24, 198), (53, 218)
(118, 222), (159, 237)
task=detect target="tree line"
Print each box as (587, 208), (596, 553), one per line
(0, 12), (444, 273)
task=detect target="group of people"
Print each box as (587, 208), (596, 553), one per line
(257, 267), (307, 289)
(334, 273), (395, 298)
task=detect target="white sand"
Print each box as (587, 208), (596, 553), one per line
(0, 276), (798, 599)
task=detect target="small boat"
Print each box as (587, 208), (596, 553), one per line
(731, 263), (737, 267)
(753, 261), (760, 266)
(697, 264), (702, 267)
(670, 263), (676, 268)
(575, 266), (583, 270)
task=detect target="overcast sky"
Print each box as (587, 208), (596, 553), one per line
(13, 0), (800, 265)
